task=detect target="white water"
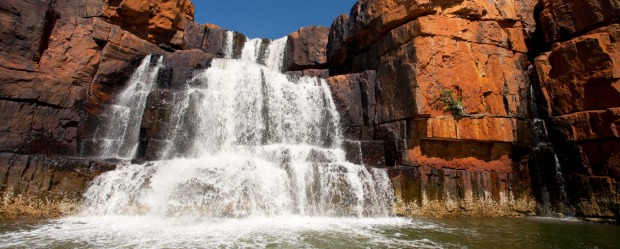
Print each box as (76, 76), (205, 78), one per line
(79, 36), (395, 219)
(82, 54), (163, 159)
(0, 217), (445, 248)
(0, 35), (404, 248)
(223, 30), (234, 59)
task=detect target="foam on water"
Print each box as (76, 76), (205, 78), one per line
(1, 36), (414, 248)
(77, 36), (396, 219)
(0, 216), (447, 248)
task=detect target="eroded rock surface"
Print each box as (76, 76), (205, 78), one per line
(1, 0), (619, 222)
(534, 4), (620, 220)
(326, 0), (536, 217)
(0, 0), (225, 218)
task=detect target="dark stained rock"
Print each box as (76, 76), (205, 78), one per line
(0, 153), (116, 219)
(539, 0), (620, 44)
(327, 74), (364, 127)
(0, 0), (53, 63)
(388, 165), (536, 217)
(285, 26), (329, 71)
(327, 71), (377, 127)
(183, 22), (246, 59)
(534, 24), (620, 116)
(360, 141), (385, 167)
(342, 140), (362, 164)
(530, 2), (620, 221)
(164, 49), (214, 89)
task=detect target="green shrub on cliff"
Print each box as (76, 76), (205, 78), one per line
(440, 89), (465, 116)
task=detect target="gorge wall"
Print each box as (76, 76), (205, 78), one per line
(325, 0), (538, 217)
(533, 0), (620, 220)
(0, 0), (618, 222)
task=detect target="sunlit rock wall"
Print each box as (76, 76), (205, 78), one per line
(325, 0), (539, 217)
(0, 0), (211, 218)
(533, 0), (620, 221)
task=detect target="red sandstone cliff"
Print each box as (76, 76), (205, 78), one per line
(533, 0), (620, 221)
(320, 0), (618, 220)
(0, 0), (618, 222)
(325, 0), (538, 217)
(0, 0), (209, 218)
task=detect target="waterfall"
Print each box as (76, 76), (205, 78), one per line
(529, 82), (571, 216)
(223, 31), (234, 59)
(80, 36), (394, 219)
(81, 54), (163, 159)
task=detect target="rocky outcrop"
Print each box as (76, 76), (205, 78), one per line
(533, 0), (620, 221)
(0, 153), (115, 219)
(326, 0), (536, 217)
(538, 0), (620, 44)
(284, 26), (329, 71)
(1, 0), (618, 222)
(102, 0), (195, 48)
(0, 0), (229, 218)
(388, 164), (535, 217)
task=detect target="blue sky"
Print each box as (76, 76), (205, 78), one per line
(193, 1), (357, 39)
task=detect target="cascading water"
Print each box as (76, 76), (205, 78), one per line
(81, 55), (163, 159)
(0, 35), (428, 249)
(529, 82), (571, 217)
(80, 36), (394, 219)
(3, 36), (619, 249)
(223, 31), (235, 59)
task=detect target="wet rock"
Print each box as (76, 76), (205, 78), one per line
(286, 69), (329, 79)
(388, 165), (536, 217)
(0, 153), (116, 219)
(327, 71), (377, 127)
(360, 141), (385, 167)
(183, 22), (234, 57)
(164, 49), (214, 89)
(306, 149), (337, 164)
(327, 74), (364, 127)
(342, 140), (362, 165)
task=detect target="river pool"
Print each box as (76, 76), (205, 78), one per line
(1, 216), (618, 248)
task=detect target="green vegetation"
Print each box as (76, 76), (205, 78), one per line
(439, 89), (465, 116)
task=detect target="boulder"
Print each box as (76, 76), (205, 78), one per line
(285, 26), (329, 71)
(103, 0), (195, 47)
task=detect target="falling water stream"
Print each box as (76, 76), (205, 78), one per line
(529, 83), (571, 217)
(1, 38), (618, 248)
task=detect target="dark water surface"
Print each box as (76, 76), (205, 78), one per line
(1, 216), (618, 248)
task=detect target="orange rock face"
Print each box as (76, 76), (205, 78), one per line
(327, 0), (537, 217)
(533, 2), (620, 220)
(536, 24), (620, 116)
(103, 0), (195, 47)
(538, 0), (620, 43)
(0, 0), (203, 218)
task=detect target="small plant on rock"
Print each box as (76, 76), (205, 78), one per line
(439, 89), (465, 116)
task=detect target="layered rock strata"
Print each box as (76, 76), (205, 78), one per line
(533, 0), (620, 221)
(0, 0), (226, 218)
(1, 0), (618, 222)
(325, 0), (538, 217)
